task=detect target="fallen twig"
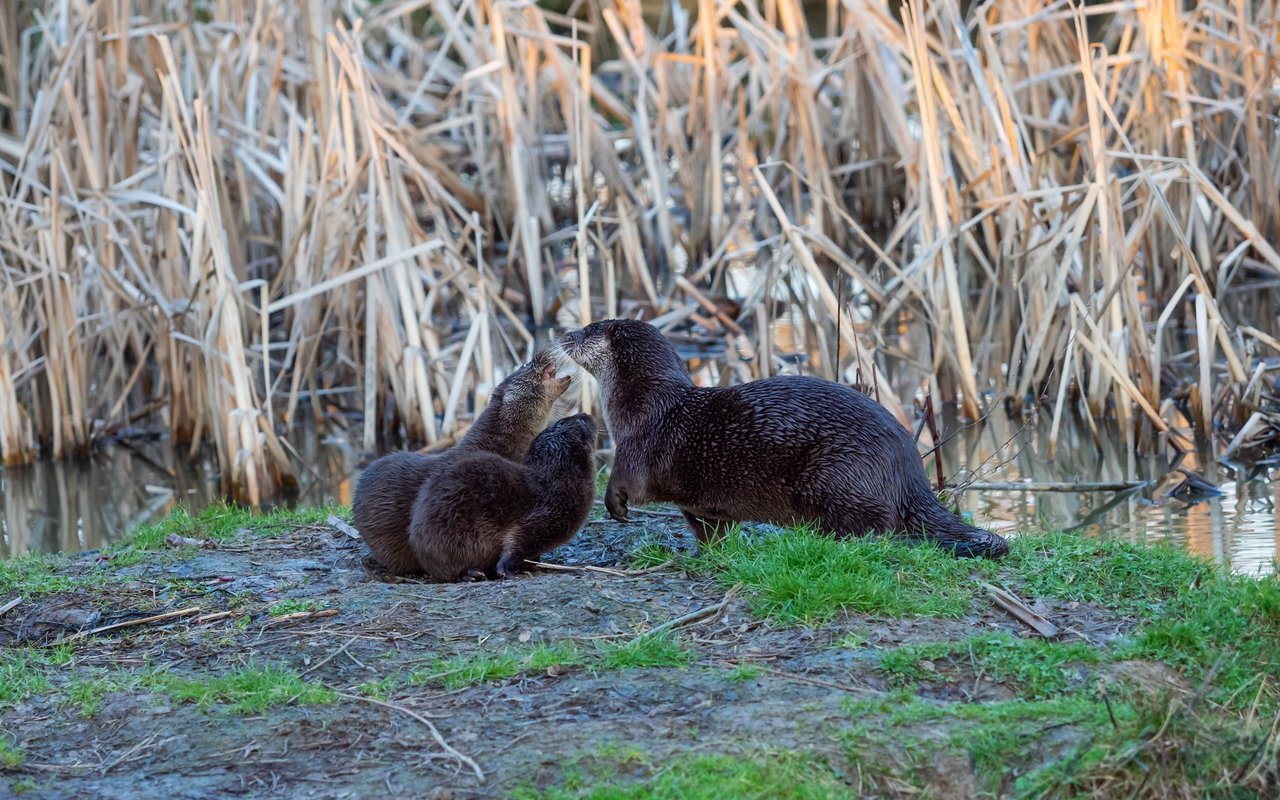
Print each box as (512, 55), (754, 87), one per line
(193, 610), (238, 624)
(525, 559), (676, 577)
(642, 583), (744, 638)
(268, 609), (339, 624)
(977, 581), (1059, 638)
(0, 597), (22, 618)
(48, 606), (203, 646)
(328, 515), (362, 541)
(959, 480), (1152, 493)
(301, 639), (354, 677)
(762, 667), (874, 695)
(336, 691), (484, 782)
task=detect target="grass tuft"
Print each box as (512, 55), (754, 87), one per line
(267, 599), (330, 617)
(152, 664), (335, 714)
(1002, 531), (1209, 611)
(0, 739), (24, 771)
(879, 633), (1101, 699)
(692, 526), (977, 624)
(626, 541), (680, 570)
(0, 648), (71, 708)
(0, 553), (101, 597)
(118, 502), (349, 554)
(518, 748), (854, 799)
(433, 651), (523, 690)
(595, 633), (691, 670)
(525, 642), (586, 672)
(722, 662), (764, 682)
(62, 673), (140, 717)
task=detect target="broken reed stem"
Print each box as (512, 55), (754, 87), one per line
(0, 0), (1277, 503)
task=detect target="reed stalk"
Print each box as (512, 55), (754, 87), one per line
(0, 0), (1276, 502)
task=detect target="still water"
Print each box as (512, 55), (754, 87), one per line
(2, 413), (1275, 575)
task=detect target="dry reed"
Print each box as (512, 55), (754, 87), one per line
(0, 0), (1278, 502)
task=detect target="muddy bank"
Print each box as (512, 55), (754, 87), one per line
(0, 508), (1276, 799)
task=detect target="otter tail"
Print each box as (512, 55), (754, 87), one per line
(901, 498), (1010, 560)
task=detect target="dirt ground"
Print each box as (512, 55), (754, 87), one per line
(0, 512), (1147, 799)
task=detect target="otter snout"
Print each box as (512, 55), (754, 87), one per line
(557, 328), (586, 363)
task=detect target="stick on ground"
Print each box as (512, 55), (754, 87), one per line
(336, 691), (484, 782)
(48, 606), (203, 646)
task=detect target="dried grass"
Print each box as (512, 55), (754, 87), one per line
(0, 0), (1277, 501)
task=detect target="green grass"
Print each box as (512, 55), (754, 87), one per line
(1119, 570), (1280, 711)
(151, 664), (335, 714)
(691, 525), (978, 624)
(1001, 530), (1209, 612)
(626, 541), (679, 569)
(595, 633), (691, 670)
(434, 651), (523, 690)
(525, 642), (586, 672)
(692, 527), (1279, 710)
(0, 552), (102, 597)
(723, 662), (764, 682)
(0, 646), (74, 708)
(1, 502), (349, 597)
(517, 748), (855, 799)
(841, 685), (1276, 797)
(0, 739), (23, 770)
(6, 778), (37, 794)
(63, 677), (115, 717)
(118, 501), (348, 553)
(362, 636), (689, 697)
(361, 641), (589, 696)
(267, 598), (330, 616)
(878, 633), (1101, 699)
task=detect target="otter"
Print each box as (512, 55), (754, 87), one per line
(352, 349), (572, 575)
(409, 413), (598, 582)
(558, 319), (1009, 559)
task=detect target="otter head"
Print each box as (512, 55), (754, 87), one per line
(557, 319), (691, 393)
(466, 349), (572, 455)
(527, 412), (598, 469)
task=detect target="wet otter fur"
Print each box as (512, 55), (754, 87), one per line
(409, 413), (598, 582)
(559, 319), (1009, 559)
(352, 350), (572, 575)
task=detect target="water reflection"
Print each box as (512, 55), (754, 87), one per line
(0, 428), (360, 559)
(2, 414), (1275, 576)
(946, 411), (1278, 577)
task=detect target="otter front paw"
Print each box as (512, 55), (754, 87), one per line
(604, 485), (630, 522)
(495, 553), (523, 579)
(462, 568), (488, 582)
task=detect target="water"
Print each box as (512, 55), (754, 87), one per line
(2, 414), (1275, 575)
(943, 411), (1278, 577)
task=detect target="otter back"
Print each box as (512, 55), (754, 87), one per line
(560, 319), (1008, 559)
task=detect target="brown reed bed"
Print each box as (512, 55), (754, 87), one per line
(0, 0), (1278, 504)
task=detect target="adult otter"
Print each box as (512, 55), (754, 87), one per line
(558, 319), (1009, 559)
(352, 349), (572, 575)
(410, 413), (598, 582)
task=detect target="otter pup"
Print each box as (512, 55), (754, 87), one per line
(409, 413), (598, 582)
(352, 349), (571, 575)
(558, 319), (1009, 559)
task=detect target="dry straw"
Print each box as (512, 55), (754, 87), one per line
(0, 0), (1277, 503)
